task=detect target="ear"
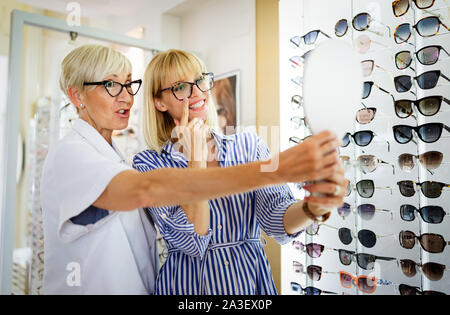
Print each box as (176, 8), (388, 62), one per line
(154, 98), (168, 112)
(67, 86), (85, 111)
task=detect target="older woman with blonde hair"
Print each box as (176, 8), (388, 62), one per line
(41, 45), (344, 295)
(133, 49), (347, 295)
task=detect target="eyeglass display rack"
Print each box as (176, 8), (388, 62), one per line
(280, 0), (450, 295)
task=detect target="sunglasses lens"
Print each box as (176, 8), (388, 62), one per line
(340, 272), (353, 288)
(293, 261), (303, 273)
(400, 230), (416, 249)
(339, 250), (353, 265)
(356, 254), (376, 270)
(361, 60), (375, 77)
(356, 180), (375, 198)
(399, 284), (420, 295)
(393, 126), (413, 144)
(355, 35), (371, 53)
(338, 202), (351, 217)
(357, 204), (376, 220)
(353, 13), (370, 31)
(396, 51), (412, 69)
(421, 206), (445, 224)
(342, 133), (351, 147)
(357, 155), (377, 173)
(419, 151), (443, 169)
(335, 19), (348, 37)
(395, 100), (413, 118)
(416, 17), (439, 37)
(395, 23), (411, 43)
(417, 71), (440, 89)
(306, 222), (320, 235)
(398, 181), (416, 197)
(418, 123), (443, 143)
(400, 204), (416, 221)
(398, 154), (415, 172)
(422, 262), (446, 281)
(393, 0), (410, 17)
(304, 31), (319, 45)
(357, 277), (377, 293)
(362, 82), (372, 99)
(358, 230), (377, 248)
(354, 131), (373, 146)
(417, 46), (440, 65)
(400, 259), (417, 277)
(339, 228), (353, 245)
(290, 282), (301, 292)
(307, 265), (322, 281)
(357, 108), (375, 124)
(421, 181), (442, 198)
(306, 243), (323, 258)
(416, 0), (435, 8)
(305, 287), (321, 295)
(418, 96), (441, 116)
(420, 234), (446, 253)
(395, 76), (412, 93)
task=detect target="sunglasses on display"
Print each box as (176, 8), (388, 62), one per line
(394, 16), (450, 43)
(337, 203), (393, 220)
(290, 30), (331, 47)
(399, 230), (450, 253)
(291, 95), (303, 109)
(346, 180), (393, 198)
(392, 0), (444, 17)
(335, 13), (391, 38)
(394, 71), (450, 94)
(336, 227), (396, 248)
(360, 60), (393, 78)
(363, 81), (393, 99)
(398, 151), (449, 174)
(290, 282), (337, 295)
(398, 284), (446, 295)
(393, 123), (450, 144)
(291, 76), (302, 86)
(292, 262), (337, 281)
(83, 79), (142, 97)
(290, 116), (306, 129)
(397, 180), (450, 198)
(354, 34), (390, 54)
(342, 131), (391, 152)
(394, 96), (450, 118)
(395, 46), (450, 70)
(340, 155), (395, 175)
(399, 259), (450, 281)
(292, 241), (337, 258)
(160, 73), (214, 101)
(356, 106), (377, 124)
(289, 55), (303, 68)
(339, 271), (393, 294)
(338, 249), (396, 270)
(400, 204), (448, 224)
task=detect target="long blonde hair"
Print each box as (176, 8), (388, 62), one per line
(142, 49), (218, 153)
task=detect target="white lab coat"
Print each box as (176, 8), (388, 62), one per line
(40, 119), (158, 295)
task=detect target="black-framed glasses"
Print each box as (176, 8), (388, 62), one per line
(337, 228), (395, 248)
(363, 81), (392, 99)
(397, 180), (450, 198)
(160, 73), (214, 101)
(290, 282), (337, 295)
(394, 96), (450, 118)
(393, 123), (450, 144)
(395, 46), (450, 70)
(290, 30), (331, 47)
(338, 249), (396, 270)
(394, 71), (450, 93)
(84, 79), (142, 97)
(342, 131), (391, 151)
(400, 204), (448, 224)
(337, 203), (392, 220)
(399, 230), (450, 253)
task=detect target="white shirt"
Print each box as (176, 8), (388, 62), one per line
(41, 119), (158, 295)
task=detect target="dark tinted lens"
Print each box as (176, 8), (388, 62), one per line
(393, 0), (410, 17)
(422, 262), (446, 281)
(400, 259), (417, 277)
(354, 131), (373, 146)
(395, 75), (413, 92)
(290, 282), (301, 292)
(339, 250), (353, 265)
(339, 228), (353, 245)
(353, 13), (370, 31)
(340, 272), (353, 288)
(357, 204), (376, 220)
(399, 284), (420, 295)
(396, 51), (412, 69)
(420, 181), (443, 198)
(335, 19), (348, 37)
(393, 125), (413, 144)
(338, 203), (351, 218)
(417, 123), (443, 143)
(417, 46), (440, 65)
(362, 82), (373, 99)
(421, 206), (445, 224)
(356, 180), (375, 198)
(305, 287), (321, 295)
(395, 23), (411, 43)
(357, 277), (377, 293)
(400, 204), (417, 221)
(356, 254), (376, 270)
(400, 230), (417, 249)
(395, 100), (413, 118)
(358, 230), (377, 248)
(342, 133), (351, 147)
(398, 154), (415, 172)
(398, 181), (416, 197)
(306, 243), (324, 258)
(418, 96), (441, 116)
(416, 71), (440, 89)
(304, 30), (319, 45)
(307, 265), (322, 281)
(420, 233), (446, 253)
(416, 17), (439, 37)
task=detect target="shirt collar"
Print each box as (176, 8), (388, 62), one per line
(72, 118), (125, 164)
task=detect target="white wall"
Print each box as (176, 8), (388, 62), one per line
(0, 56), (8, 230)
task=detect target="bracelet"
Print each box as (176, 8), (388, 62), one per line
(302, 202), (331, 223)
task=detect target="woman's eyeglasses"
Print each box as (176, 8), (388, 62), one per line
(395, 46), (450, 70)
(394, 96), (450, 118)
(397, 180), (450, 198)
(290, 30), (331, 47)
(399, 259), (449, 281)
(339, 271), (393, 294)
(400, 204), (448, 224)
(290, 282), (337, 295)
(393, 123), (450, 144)
(337, 203), (393, 220)
(338, 249), (396, 270)
(395, 16), (450, 43)
(84, 79), (142, 97)
(399, 230), (450, 253)
(160, 73), (214, 101)
(398, 151), (449, 174)
(394, 71), (450, 94)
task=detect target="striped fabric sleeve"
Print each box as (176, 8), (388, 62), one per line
(132, 154), (212, 259)
(252, 135), (302, 245)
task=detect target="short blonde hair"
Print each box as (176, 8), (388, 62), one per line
(60, 44), (132, 97)
(142, 49), (218, 153)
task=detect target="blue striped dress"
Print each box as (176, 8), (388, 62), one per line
(132, 131), (301, 295)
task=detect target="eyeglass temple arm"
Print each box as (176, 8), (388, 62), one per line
(444, 125), (450, 133)
(441, 73), (450, 83)
(443, 97), (450, 106)
(377, 233), (397, 239)
(376, 255), (396, 261)
(320, 30), (332, 38)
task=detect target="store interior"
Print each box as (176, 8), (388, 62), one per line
(0, 0), (449, 295)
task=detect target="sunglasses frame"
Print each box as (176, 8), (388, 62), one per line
(393, 123), (450, 144)
(339, 271), (379, 294)
(335, 19), (349, 37)
(290, 282), (337, 295)
(338, 250), (396, 270)
(399, 259), (449, 281)
(394, 96), (450, 118)
(392, 0), (437, 17)
(394, 23), (412, 44)
(337, 202), (393, 220)
(398, 151), (446, 174)
(399, 284), (446, 295)
(413, 16), (450, 37)
(416, 45), (450, 65)
(400, 204), (448, 224)
(397, 180), (450, 198)
(399, 230), (450, 253)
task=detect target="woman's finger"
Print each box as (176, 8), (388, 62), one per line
(303, 183), (344, 195)
(305, 195), (346, 208)
(180, 98), (190, 126)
